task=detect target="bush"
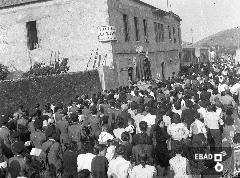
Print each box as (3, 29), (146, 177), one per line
(0, 70), (101, 114)
(0, 63), (10, 80)
(23, 58), (70, 78)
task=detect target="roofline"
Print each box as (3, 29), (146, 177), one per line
(0, 0), (52, 10)
(132, 0), (181, 21)
(131, 0), (158, 10)
(169, 11), (182, 22)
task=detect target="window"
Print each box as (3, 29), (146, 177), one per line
(143, 19), (148, 42)
(168, 25), (172, 42)
(160, 24), (164, 42)
(123, 14), (130, 42)
(154, 22), (158, 42)
(134, 17), (140, 41)
(178, 27), (181, 44)
(26, 21), (38, 50)
(173, 27), (176, 43)
(157, 23), (161, 42)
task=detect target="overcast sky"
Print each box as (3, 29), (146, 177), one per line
(142, 0), (240, 42)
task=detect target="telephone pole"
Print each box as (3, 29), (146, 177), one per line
(191, 28), (194, 44)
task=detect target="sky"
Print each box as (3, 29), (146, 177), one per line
(142, 0), (240, 42)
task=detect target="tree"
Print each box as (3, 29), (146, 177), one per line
(0, 63), (10, 80)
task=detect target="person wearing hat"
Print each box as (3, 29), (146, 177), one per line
(0, 115), (11, 149)
(8, 141), (27, 178)
(107, 99), (120, 131)
(30, 118), (46, 149)
(82, 106), (101, 141)
(42, 126), (62, 176)
(68, 100), (80, 114)
(55, 112), (70, 152)
(10, 131), (20, 147)
(53, 107), (64, 123)
(68, 112), (82, 150)
(107, 145), (131, 178)
(28, 110), (41, 134)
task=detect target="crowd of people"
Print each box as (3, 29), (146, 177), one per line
(1, 60), (240, 178)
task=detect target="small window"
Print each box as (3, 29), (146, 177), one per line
(154, 22), (158, 42)
(157, 23), (161, 42)
(134, 17), (140, 41)
(26, 21), (38, 50)
(173, 27), (176, 43)
(168, 25), (172, 42)
(123, 14), (130, 42)
(160, 24), (164, 42)
(143, 19), (148, 43)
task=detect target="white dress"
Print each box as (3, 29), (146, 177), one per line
(169, 154), (191, 178)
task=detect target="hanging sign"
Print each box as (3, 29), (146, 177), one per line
(98, 26), (117, 42)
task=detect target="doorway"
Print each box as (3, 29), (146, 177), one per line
(161, 62), (165, 80)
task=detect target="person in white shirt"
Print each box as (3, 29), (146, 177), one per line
(105, 140), (117, 162)
(128, 152), (157, 178)
(169, 146), (191, 178)
(172, 101), (182, 117)
(141, 106), (156, 136)
(167, 113), (189, 141)
(77, 151), (96, 172)
(204, 104), (224, 151)
(107, 145), (131, 178)
(189, 112), (207, 146)
(133, 106), (145, 134)
(197, 101), (207, 119)
(113, 120), (126, 141)
(218, 82), (227, 94)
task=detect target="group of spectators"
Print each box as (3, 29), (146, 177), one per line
(1, 60), (240, 178)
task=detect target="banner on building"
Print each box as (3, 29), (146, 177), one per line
(97, 26), (117, 42)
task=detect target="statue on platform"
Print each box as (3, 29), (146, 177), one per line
(144, 57), (152, 81)
(135, 46), (151, 82)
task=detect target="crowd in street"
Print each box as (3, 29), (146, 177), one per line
(1, 60), (240, 178)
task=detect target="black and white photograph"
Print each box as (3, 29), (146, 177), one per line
(0, 0), (240, 177)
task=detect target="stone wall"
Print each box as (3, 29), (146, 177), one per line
(0, 70), (102, 115)
(0, 0), (113, 72)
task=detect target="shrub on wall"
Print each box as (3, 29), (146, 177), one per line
(0, 70), (101, 114)
(23, 58), (70, 78)
(0, 63), (10, 80)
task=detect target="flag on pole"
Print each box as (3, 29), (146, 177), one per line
(86, 51), (93, 70)
(93, 57), (97, 69)
(167, 0), (169, 8)
(98, 55), (102, 67)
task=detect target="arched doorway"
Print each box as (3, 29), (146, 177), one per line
(128, 67), (133, 82)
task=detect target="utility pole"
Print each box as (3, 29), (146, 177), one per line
(190, 28), (194, 44)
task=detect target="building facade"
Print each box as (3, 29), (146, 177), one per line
(0, 0), (182, 89)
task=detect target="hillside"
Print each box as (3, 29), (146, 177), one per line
(194, 27), (240, 48)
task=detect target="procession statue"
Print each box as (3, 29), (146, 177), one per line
(135, 46), (151, 82)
